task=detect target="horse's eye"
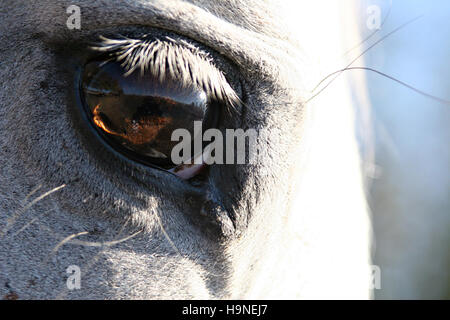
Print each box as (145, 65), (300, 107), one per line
(80, 60), (214, 170)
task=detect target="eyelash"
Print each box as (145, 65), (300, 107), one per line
(90, 35), (241, 110)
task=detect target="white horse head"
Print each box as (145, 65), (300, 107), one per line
(0, 0), (373, 299)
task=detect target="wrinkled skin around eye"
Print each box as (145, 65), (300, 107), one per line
(82, 60), (209, 169)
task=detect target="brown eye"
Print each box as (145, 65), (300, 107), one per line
(80, 60), (215, 170)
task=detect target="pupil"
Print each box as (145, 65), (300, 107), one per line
(81, 61), (209, 169)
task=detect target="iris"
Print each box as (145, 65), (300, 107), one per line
(81, 60), (215, 170)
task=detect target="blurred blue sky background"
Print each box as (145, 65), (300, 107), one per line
(354, 0), (449, 299)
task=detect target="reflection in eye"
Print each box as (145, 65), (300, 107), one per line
(81, 60), (212, 170)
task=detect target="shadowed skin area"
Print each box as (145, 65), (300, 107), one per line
(0, 0), (372, 299)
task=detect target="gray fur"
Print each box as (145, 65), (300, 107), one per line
(0, 0), (372, 299)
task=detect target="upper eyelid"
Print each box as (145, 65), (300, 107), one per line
(35, 1), (292, 81)
(90, 35), (241, 109)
